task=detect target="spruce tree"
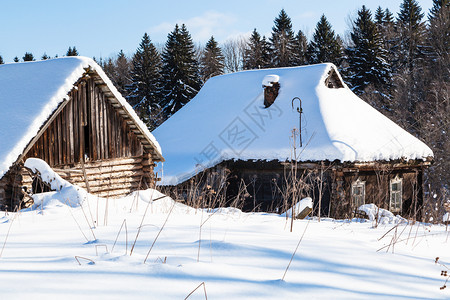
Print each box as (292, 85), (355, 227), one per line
(394, 0), (426, 72)
(113, 50), (131, 96)
(160, 24), (201, 120)
(270, 9), (296, 67)
(420, 0), (450, 212)
(293, 30), (308, 65)
(374, 8), (396, 68)
(23, 52), (34, 61)
(41, 53), (50, 60)
(0, 55), (3, 64)
(429, 0), (449, 19)
(127, 33), (163, 129)
(384, 8), (394, 24)
(243, 29), (271, 70)
(345, 6), (391, 95)
(388, 0), (428, 139)
(101, 57), (116, 83)
(307, 15), (342, 66)
(375, 6), (385, 25)
(427, 0), (449, 66)
(66, 46), (79, 56)
(200, 36), (225, 82)
(13, 56), (19, 63)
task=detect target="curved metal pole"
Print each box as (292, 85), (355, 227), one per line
(291, 97), (303, 147)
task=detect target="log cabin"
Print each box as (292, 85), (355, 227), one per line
(153, 64), (433, 219)
(0, 57), (164, 210)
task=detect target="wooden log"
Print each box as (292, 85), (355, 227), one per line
(70, 177), (142, 189)
(96, 189), (132, 198)
(59, 170), (145, 182)
(65, 165), (144, 177)
(75, 157), (143, 168)
(64, 180), (142, 192)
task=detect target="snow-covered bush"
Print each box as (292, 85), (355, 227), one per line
(358, 203), (405, 224)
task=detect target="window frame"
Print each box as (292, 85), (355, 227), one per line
(351, 179), (366, 209)
(389, 176), (403, 213)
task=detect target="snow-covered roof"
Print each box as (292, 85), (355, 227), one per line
(153, 63), (433, 185)
(0, 56), (162, 178)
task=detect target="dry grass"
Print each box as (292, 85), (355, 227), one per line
(184, 282), (208, 300)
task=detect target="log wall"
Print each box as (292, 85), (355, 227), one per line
(169, 159), (427, 219)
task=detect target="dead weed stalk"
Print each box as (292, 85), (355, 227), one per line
(184, 282), (208, 300)
(435, 257), (450, 290)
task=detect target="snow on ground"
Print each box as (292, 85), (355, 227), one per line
(0, 188), (449, 299)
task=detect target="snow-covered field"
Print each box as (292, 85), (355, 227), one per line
(0, 188), (449, 299)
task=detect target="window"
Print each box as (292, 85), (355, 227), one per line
(352, 179), (365, 209)
(390, 176), (403, 213)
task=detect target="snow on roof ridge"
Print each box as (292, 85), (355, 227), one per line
(0, 56), (162, 178)
(153, 63), (433, 186)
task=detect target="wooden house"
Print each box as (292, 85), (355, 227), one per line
(153, 64), (433, 219)
(0, 57), (163, 210)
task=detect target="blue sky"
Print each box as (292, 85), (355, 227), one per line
(0, 0), (433, 63)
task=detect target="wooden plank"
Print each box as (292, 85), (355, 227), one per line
(95, 83), (101, 160)
(62, 105), (67, 165)
(73, 88), (79, 162)
(123, 120), (127, 157)
(48, 122), (54, 166)
(117, 110), (122, 157)
(105, 95), (111, 158)
(68, 96), (74, 163)
(103, 92), (109, 159)
(38, 132), (44, 160)
(87, 80), (93, 160)
(79, 84), (85, 162)
(52, 118), (57, 166)
(97, 87), (104, 160)
(90, 79), (98, 161)
(56, 110), (61, 165)
(114, 108), (119, 158)
(43, 127), (49, 163)
(107, 102), (113, 158)
(94, 86), (100, 160)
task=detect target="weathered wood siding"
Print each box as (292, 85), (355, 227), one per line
(0, 74), (160, 210)
(25, 77), (144, 165)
